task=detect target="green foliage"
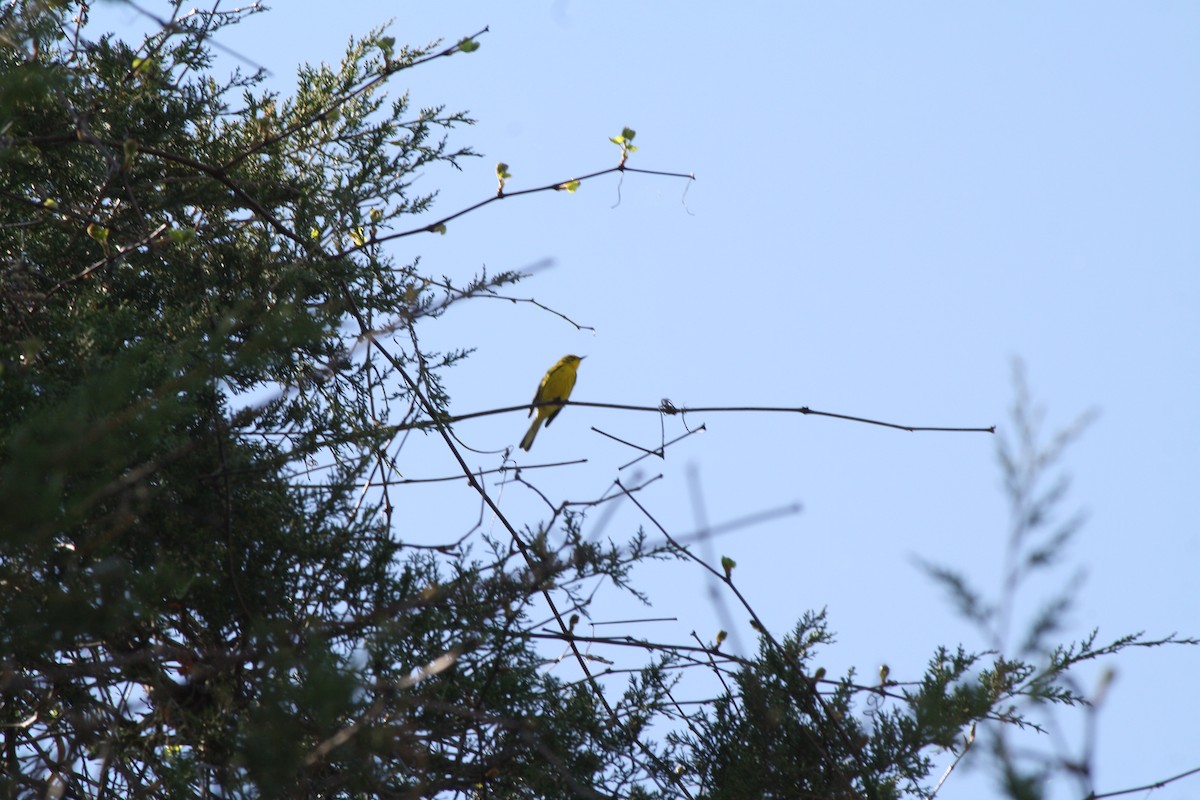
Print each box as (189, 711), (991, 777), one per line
(2, 4), (1189, 800)
(650, 371), (1193, 800)
(610, 126), (638, 166)
(0, 3), (627, 797)
(496, 160), (512, 193)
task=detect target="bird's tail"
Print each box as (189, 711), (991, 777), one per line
(519, 417), (541, 451)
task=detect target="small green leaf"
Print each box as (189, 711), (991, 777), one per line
(403, 282), (424, 303)
(457, 37), (480, 53)
(19, 337), (44, 368)
(720, 556), (736, 579)
(349, 227), (367, 247)
(87, 223), (110, 255)
(167, 228), (195, 245)
(611, 127), (638, 163)
(122, 138), (139, 170)
(430, 223), (447, 235)
(555, 180), (581, 193)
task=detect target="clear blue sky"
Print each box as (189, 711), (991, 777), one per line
(95, 3), (1200, 797)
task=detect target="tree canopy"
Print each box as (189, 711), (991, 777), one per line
(1, 4), (1192, 799)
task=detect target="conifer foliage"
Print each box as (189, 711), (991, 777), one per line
(1, 4), (1191, 799)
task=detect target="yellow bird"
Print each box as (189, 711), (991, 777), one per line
(519, 355), (584, 451)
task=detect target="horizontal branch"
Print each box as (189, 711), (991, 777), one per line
(435, 399), (994, 435)
(1087, 763), (1200, 800)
